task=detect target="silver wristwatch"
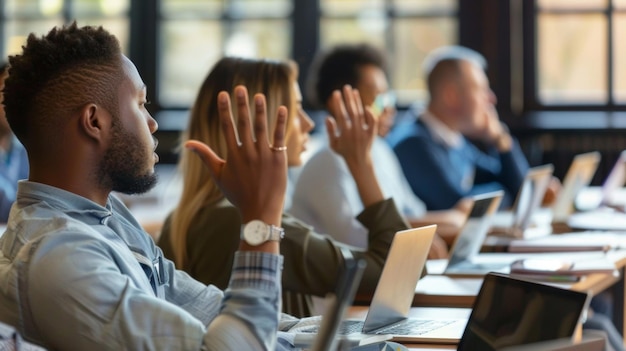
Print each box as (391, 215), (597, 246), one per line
(241, 220), (284, 246)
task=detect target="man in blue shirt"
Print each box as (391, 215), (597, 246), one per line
(0, 63), (28, 222)
(387, 46), (528, 211)
(0, 23), (289, 350)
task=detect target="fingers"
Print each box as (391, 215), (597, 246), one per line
(218, 86), (285, 155)
(325, 116), (338, 151)
(272, 106), (288, 150)
(329, 90), (349, 132)
(234, 86), (255, 145)
(343, 85), (362, 129)
(217, 92), (240, 151)
(253, 94), (269, 147)
(185, 140), (225, 178)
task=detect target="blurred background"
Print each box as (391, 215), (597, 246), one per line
(1, 0), (625, 181)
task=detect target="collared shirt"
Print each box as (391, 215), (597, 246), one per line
(289, 136), (425, 248)
(0, 321), (47, 351)
(419, 110), (463, 149)
(419, 111), (474, 191)
(0, 181), (284, 350)
(0, 137), (28, 222)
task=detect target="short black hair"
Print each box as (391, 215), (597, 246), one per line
(4, 22), (122, 148)
(307, 43), (387, 109)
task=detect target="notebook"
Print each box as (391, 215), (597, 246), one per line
(442, 191), (509, 276)
(293, 225), (468, 345)
(457, 272), (591, 351)
(490, 164), (555, 239)
(551, 152), (601, 223)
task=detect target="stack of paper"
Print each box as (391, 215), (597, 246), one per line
(508, 232), (626, 253)
(509, 257), (618, 283)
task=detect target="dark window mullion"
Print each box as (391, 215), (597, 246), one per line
(608, 1), (614, 107)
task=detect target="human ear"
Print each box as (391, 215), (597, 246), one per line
(442, 82), (459, 106)
(79, 103), (110, 143)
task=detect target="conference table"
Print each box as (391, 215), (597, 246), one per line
(410, 249), (626, 346)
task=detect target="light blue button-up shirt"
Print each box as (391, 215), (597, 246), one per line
(0, 181), (285, 350)
(0, 138), (28, 222)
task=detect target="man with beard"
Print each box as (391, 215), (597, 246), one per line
(0, 23), (290, 350)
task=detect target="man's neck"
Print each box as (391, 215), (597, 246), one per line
(426, 103), (459, 132)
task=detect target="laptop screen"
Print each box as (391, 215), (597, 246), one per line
(552, 152), (600, 222)
(447, 191), (503, 268)
(457, 273), (589, 351)
(511, 164), (554, 232)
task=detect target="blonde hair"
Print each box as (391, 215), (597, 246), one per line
(170, 57), (298, 268)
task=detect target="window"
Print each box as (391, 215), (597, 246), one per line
(159, 0), (292, 108)
(320, 0), (457, 104)
(2, 0), (130, 58)
(0, 0), (460, 121)
(534, 0), (626, 106)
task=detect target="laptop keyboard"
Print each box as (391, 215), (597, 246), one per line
(337, 320), (364, 334)
(372, 319), (456, 336)
(296, 318), (456, 336)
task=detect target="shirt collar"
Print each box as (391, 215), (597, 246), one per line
(16, 181), (114, 225)
(420, 110), (464, 149)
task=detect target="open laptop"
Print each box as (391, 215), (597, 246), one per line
(575, 149), (626, 211)
(568, 150), (626, 230)
(441, 191), (507, 276)
(600, 149), (626, 208)
(309, 250), (367, 351)
(490, 164), (554, 239)
(293, 225), (468, 345)
(551, 152), (601, 223)
(457, 273), (590, 351)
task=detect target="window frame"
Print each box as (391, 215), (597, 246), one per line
(523, 0), (626, 112)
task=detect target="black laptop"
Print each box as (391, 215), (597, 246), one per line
(457, 273), (590, 351)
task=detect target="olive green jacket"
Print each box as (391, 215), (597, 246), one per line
(158, 198), (410, 317)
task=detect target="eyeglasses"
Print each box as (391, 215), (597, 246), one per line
(372, 92), (397, 116)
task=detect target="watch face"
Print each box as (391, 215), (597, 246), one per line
(244, 220), (269, 246)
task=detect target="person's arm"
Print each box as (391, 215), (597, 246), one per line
(280, 198), (409, 297)
(186, 87), (286, 251)
(465, 105), (529, 203)
(289, 150), (369, 248)
(182, 86), (287, 349)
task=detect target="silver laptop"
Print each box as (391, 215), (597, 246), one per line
(490, 164), (554, 239)
(575, 150), (626, 211)
(552, 152), (600, 222)
(442, 191), (506, 276)
(293, 225), (468, 345)
(457, 273), (590, 351)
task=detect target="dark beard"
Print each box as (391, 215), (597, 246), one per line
(99, 121), (158, 195)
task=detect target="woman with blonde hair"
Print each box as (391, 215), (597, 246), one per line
(158, 56), (411, 317)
